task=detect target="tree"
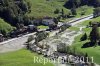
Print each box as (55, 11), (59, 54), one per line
(89, 24), (100, 45)
(93, 7), (100, 18)
(0, 0), (31, 26)
(64, 0), (100, 9)
(71, 7), (77, 15)
(95, 0), (100, 7)
(80, 33), (87, 41)
(27, 35), (34, 43)
(53, 18), (58, 24)
(60, 24), (71, 32)
(89, 0), (100, 7)
(75, 0), (81, 7)
(36, 31), (48, 42)
(23, 15), (31, 25)
(0, 18), (14, 36)
(19, 0), (29, 13)
(89, 21), (92, 27)
(61, 9), (65, 18)
(66, 46), (71, 54)
(60, 25), (67, 32)
(54, 9), (59, 14)
(57, 16), (61, 22)
(64, 0), (81, 9)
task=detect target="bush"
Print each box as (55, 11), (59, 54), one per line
(80, 33), (87, 41)
(36, 31), (48, 42)
(54, 9), (59, 14)
(60, 24), (71, 32)
(93, 7), (100, 18)
(27, 35), (34, 43)
(0, 18), (14, 36)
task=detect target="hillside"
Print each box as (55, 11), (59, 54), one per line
(0, 0), (94, 26)
(26, 0), (93, 18)
(27, 0), (70, 17)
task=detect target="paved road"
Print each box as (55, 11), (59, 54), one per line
(66, 14), (93, 26)
(0, 33), (36, 53)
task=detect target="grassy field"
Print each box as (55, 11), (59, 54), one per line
(72, 33), (100, 64)
(69, 27), (80, 31)
(71, 17), (100, 64)
(0, 49), (54, 66)
(26, 0), (93, 18)
(38, 25), (49, 29)
(27, 0), (69, 17)
(76, 5), (93, 18)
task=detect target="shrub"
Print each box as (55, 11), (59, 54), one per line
(36, 31), (48, 42)
(80, 33), (87, 41)
(0, 18), (14, 36)
(27, 35), (34, 43)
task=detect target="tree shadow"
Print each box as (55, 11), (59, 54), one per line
(81, 42), (95, 48)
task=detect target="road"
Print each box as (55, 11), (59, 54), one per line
(0, 14), (93, 53)
(66, 14), (93, 26)
(0, 33), (36, 53)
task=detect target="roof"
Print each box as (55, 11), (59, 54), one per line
(28, 25), (35, 27)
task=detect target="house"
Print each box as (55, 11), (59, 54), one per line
(33, 19), (42, 26)
(42, 18), (58, 30)
(42, 19), (55, 26)
(28, 25), (37, 32)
